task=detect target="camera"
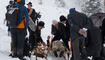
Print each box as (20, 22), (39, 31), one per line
(35, 12), (41, 20)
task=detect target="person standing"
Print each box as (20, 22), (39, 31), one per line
(9, 0), (29, 60)
(5, 1), (14, 36)
(26, 2), (37, 50)
(27, 2), (37, 23)
(67, 8), (89, 60)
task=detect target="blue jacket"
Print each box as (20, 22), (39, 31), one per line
(15, 0), (29, 28)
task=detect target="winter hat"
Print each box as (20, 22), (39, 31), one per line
(17, 0), (25, 5)
(9, 0), (14, 4)
(69, 8), (75, 14)
(52, 20), (58, 25)
(17, 0), (21, 2)
(38, 21), (45, 28)
(27, 2), (32, 6)
(59, 15), (67, 22)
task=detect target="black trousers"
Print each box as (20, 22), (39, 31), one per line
(71, 37), (87, 60)
(10, 28), (26, 57)
(28, 27), (35, 50)
(62, 38), (69, 50)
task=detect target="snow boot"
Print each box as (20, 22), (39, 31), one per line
(59, 51), (64, 57)
(9, 53), (17, 58)
(19, 57), (26, 60)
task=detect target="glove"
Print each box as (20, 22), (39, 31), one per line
(79, 29), (87, 38)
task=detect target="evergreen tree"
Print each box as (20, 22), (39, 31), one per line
(81, 0), (102, 16)
(55, 0), (65, 7)
(38, 0), (42, 5)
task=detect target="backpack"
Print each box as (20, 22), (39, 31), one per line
(6, 7), (20, 27)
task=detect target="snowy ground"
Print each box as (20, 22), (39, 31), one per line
(0, 0), (82, 60)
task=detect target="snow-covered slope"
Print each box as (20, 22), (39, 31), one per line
(0, 0), (82, 60)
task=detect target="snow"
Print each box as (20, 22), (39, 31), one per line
(0, 0), (93, 60)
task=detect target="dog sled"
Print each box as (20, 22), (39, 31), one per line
(30, 43), (48, 60)
(48, 40), (71, 60)
(24, 37), (71, 60)
(27, 42), (71, 60)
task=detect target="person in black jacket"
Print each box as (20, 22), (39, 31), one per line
(67, 8), (89, 60)
(102, 18), (105, 44)
(31, 21), (45, 50)
(98, 18), (105, 60)
(27, 2), (37, 50)
(51, 15), (69, 50)
(51, 20), (61, 41)
(5, 1), (14, 36)
(27, 2), (37, 23)
(59, 15), (69, 49)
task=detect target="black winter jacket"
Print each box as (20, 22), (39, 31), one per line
(27, 8), (37, 23)
(52, 22), (68, 42)
(67, 11), (89, 41)
(34, 27), (43, 43)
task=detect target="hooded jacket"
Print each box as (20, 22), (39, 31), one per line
(67, 11), (89, 40)
(11, 0), (29, 28)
